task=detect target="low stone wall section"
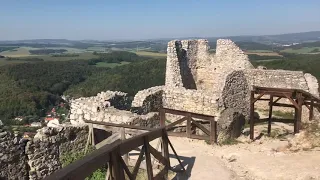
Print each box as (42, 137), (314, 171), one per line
(131, 86), (164, 114)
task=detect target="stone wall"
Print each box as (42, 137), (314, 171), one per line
(304, 73), (320, 97)
(162, 88), (221, 116)
(0, 125), (88, 180)
(131, 86), (164, 114)
(0, 128), (28, 180)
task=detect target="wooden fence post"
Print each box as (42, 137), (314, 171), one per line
(210, 118), (217, 144)
(120, 127), (129, 165)
(309, 100), (314, 121)
(160, 109), (166, 127)
(268, 95), (273, 135)
(186, 113), (191, 138)
(161, 129), (170, 180)
(250, 91), (255, 140)
(144, 137), (153, 180)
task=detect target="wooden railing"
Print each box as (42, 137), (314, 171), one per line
(160, 108), (217, 144)
(45, 122), (185, 180)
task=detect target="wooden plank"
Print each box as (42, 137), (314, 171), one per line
(162, 108), (215, 121)
(84, 120), (155, 131)
(121, 128), (129, 165)
(191, 119), (210, 136)
(271, 103), (295, 108)
(252, 93), (265, 104)
(154, 167), (168, 180)
(101, 126), (148, 135)
(144, 137), (153, 180)
(273, 97), (282, 104)
(119, 128), (163, 155)
(119, 156), (134, 180)
(95, 133), (120, 149)
(166, 117), (188, 129)
(296, 93), (303, 133)
(148, 144), (169, 166)
(161, 130), (170, 180)
(283, 93), (299, 109)
(160, 108), (166, 127)
(309, 100), (314, 120)
(186, 114), (191, 138)
(268, 95), (273, 135)
(132, 146), (145, 179)
(258, 118), (294, 123)
(111, 151), (125, 180)
(166, 136), (186, 172)
(250, 91), (255, 140)
(210, 118), (217, 144)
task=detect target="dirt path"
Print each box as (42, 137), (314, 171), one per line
(167, 137), (238, 180)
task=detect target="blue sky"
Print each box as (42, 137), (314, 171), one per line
(1, 0), (320, 40)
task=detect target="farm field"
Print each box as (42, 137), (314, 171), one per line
(134, 51), (166, 58)
(245, 51), (282, 56)
(281, 47), (320, 54)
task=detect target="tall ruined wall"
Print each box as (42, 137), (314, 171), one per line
(211, 39), (254, 94)
(162, 88), (221, 116)
(165, 39), (213, 90)
(0, 129), (28, 180)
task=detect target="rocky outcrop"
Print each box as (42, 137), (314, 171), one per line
(217, 108), (245, 144)
(304, 73), (320, 97)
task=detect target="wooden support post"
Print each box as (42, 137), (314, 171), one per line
(210, 118), (217, 144)
(144, 137), (153, 180)
(166, 135), (186, 172)
(160, 109), (166, 127)
(111, 150), (125, 180)
(250, 91), (255, 140)
(294, 106), (298, 133)
(89, 123), (95, 146)
(268, 95), (273, 135)
(186, 113), (191, 138)
(120, 127), (129, 165)
(296, 93), (303, 133)
(161, 130), (170, 180)
(309, 100), (314, 121)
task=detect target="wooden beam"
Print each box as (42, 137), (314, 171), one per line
(309, 100), (314, 121)
(166, 117), (188, 129)
(144, 137), (153, 180)
(268, 95), (273, 135)
(166, 136), (186, 172)
(250, 91), (255, 140)
(119, 156), (134, 180)
(273, 97), (282, 103)
(210, 118), (217, 144)
(160, 108), (166, 127)
(283, 93), (299, 109)
(84, 120), (155, 131)
(186, 113), (191, 138)
(148, 144), (169, 166)
(258, 118), (294, 123)
(161, 129), (170, 180)
(252, 93), (265, 104)
(190, 119), (210, 136)
(132, 146), (145, 179)
(95, 133), (120, 149)
(162, 108), (215, 121)
(296, 93), (303, 133)
(111, 150), (125, 180)
(271, 102), (295, 108)
(121, 128), (129, 165)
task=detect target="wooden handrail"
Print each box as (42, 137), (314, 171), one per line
(44, 128), (165, 180)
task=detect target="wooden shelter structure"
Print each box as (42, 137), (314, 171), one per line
(250, 86), (320, 140)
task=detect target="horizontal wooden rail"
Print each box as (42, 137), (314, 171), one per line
(162, 108), (215, 121)
(84, 120), (156, 131)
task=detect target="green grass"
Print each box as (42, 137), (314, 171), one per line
(281, 47), (320, 54)
(95, 61), (131, 68)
